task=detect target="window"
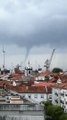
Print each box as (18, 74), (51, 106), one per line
(60, 100), (64, 104)
(49, 96), (52, 100)
(55, 92), (58, 96)
(55, 99), (58, 103)
(28, 94), (31, 98)
(61, 93), (64, 96)
(65, 94), (67, 96)
(34, 94), (38, 98)
(22, 95), (25, 98)
(41, 94), (44, 98)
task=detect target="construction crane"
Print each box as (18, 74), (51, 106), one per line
(44, 49), (55, 71)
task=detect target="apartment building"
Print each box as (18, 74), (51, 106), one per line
(52, 83), (67, 112)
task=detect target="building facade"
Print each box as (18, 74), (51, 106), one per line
(52, 83), (67, 112)
(0, 104), (44, 120)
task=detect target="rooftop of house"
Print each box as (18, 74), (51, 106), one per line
(53, 82), (67, 90)
(39, 70), (50, 77)
(0, 70), (67, 93)
(6, 81), (55, 93)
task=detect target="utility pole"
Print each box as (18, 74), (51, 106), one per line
(3, 46), (5, 70)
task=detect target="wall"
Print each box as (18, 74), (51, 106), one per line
(0, 104), (44, 120)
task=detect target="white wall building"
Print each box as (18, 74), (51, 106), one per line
(0, 103), (44, 120)
(10, 90), (52, 103)
(52, 83), (67, 112)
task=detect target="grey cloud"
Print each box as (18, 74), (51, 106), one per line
(0, 0), (67, 50)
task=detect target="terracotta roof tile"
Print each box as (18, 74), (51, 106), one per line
(7, 82), (55, 93)
(39, 70), (50, 77)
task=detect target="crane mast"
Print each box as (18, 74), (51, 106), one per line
(44, 49), (55, 71)
(49, 49), (55, 65)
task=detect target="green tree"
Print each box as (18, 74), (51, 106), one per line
(59, 113), (67, 120)
(52, 68), (63, 73)
(44, 102), (64, 120)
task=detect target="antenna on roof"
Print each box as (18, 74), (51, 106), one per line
(2, 46), (6, 70)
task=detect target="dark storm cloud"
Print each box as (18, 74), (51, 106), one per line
(0, 0), (67, 49)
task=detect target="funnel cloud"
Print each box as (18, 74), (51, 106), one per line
(0, 0), (66, 69)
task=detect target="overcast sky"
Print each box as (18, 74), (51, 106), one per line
(0, 0), (67, 70)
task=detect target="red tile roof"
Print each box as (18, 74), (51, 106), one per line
(10, 73), (22, 80)
(53, 83), (67, 89)
(39, 70), (50, 77)
(7, 81), (55, 93)
(0, 80), (4, 88)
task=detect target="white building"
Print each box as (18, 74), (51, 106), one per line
(10, 89), (52, 103)
(8, 82), (53, 103)
(52, 83), (67, 112)
(0, 101), (44, 120)
(19, 93), (52, 103)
